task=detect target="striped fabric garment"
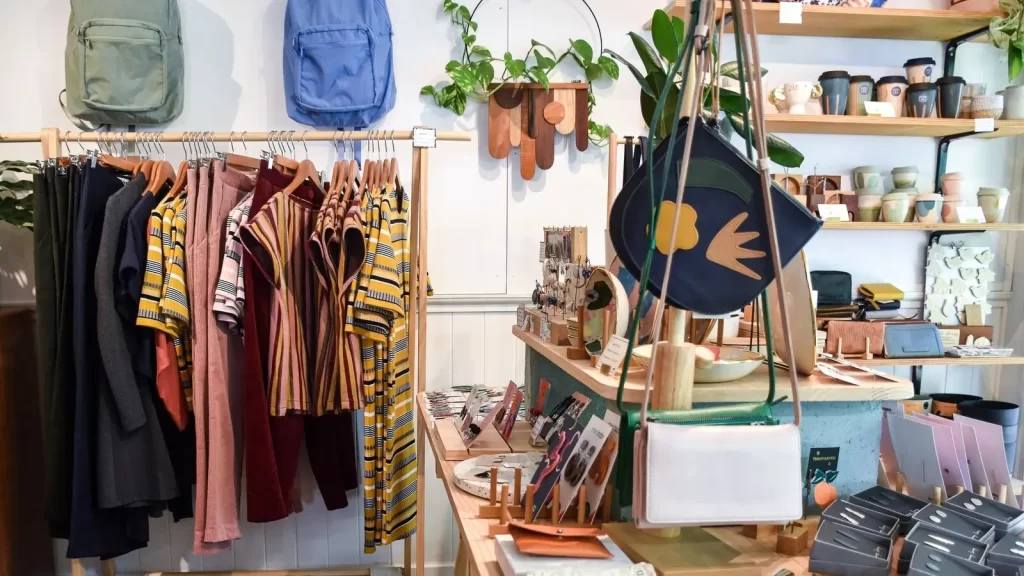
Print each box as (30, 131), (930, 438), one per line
(212, 192), (253, 334)
(346, 182), (416, 553)
(240, 192), (320, 416)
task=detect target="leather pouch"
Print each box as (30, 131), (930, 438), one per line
(811, 271), (852, 306)
(825, 320), (886, 356)
(884, 323), (945, 358)
(858, 283), (905, 302)
(507, 522), (612, 559)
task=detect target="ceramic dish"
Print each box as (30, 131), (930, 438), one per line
(581, 267), (630, 355)
(767, 250), (817, 376)
(632, 344), (765, 383)
(453, 452), (544, 501)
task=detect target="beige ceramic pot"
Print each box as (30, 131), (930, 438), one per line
(877, 76), (909, 118)
(857, 194), (882, 222)
(941, 172), (964, 197)
(942, 200), (963, 223)
(978, 187), (1010, 223)
(881, 192), (912, 222)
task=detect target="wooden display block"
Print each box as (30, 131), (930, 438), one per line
(525, 308), (571, 345)
(506, 421), (544, 453)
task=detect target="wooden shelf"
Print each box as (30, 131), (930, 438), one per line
(662, 1), (997, 42)
(514, 326), (914, 403)
(822, 222), (1024, 231)
(852, 356), (1024, 367)
(765, 115), (1024, 138)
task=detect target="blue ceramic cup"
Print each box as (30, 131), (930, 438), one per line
(819, 71), (851, 115)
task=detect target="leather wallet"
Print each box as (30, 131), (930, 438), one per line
(825, 320), (886, 356)
(811, 271), (852, 306)
(884, 323), (944, 358)
(858, 283), (904, 302)
(507, 522), (612, 559)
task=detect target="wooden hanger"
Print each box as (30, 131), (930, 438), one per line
(146, 160), (176, 195)
(282, 158), (324, 199)
(272, 131), (300, 175)
(164, 161), (190, 200)
(98, 132), (141, 172)
(344, 157), (360, 205)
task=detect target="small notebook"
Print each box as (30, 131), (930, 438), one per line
(495, 534), (634, 576)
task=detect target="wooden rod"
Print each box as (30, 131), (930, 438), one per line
(606, 132), (619, 265)
(513, 467), (522, 507)
(42, 129), (471, 143)
(490, 467), (499, 506)
(525, 484), (535, 524)
(577, 484), (587, 524)
(0, 132), (44, 142)
(552, 483), (561, 524)
(145, 571), (372, 576)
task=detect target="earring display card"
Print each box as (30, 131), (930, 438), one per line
(912, 504), (995, 544)
(984, 531), (1024, 576)
(954, 416), (1019, 510)
(585, 410), (619, 523)
(921, 414), (975, 494)
(809, 519), (892, 576)
(900, 522), (990, 573)
(851, 486), (928, 535)
(528, 416), (584, 522)
(909, 414), (968, 494)
(556, 414), (612, 521)
(822, 500), (899, 540)
(911, 549), (995, 576)
(888, 414), (947, 503)
(807, 447), (841, 514)
(946, 492), (1024, 539)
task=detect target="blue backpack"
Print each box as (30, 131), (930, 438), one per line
(284, 0), (396, 128)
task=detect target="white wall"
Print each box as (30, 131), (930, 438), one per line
(0, 0), (1021, 573)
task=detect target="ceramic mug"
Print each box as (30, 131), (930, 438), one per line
(891, 166), (918, 190)
(972, 94), (1004, 119)
(769, 85), (789, 113)
(978, 187), (1010, 223)
(905, 195), (919, 222)
(881, 192), (911, 222)
(818, 71), (851, 115)
(942, 200), (963, 223)
(876, 76), (909, 118)
(940, 172), (964, 197)
(937, 76), (965, 119)
(1003, 85), (1024, 119)
(907, 82), (938, 118)
(904, 57), (936, 84)
(847, 75), (874, 116)
(914, 193), (943, 224)
(857, 195), (882, 222)
(784, 82), (815, 114)
(853, 165), (884, 194)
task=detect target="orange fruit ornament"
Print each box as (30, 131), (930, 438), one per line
(814, 481), (838, 508)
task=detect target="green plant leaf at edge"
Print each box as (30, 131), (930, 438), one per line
(719, 61), (769, 80)
(420, 85), (436, 96)
(640, 71), (679, 139)
(597, 55), (620, 80)
(530, 67), (551, 90)
(471, 45), (492, 59)
(449, 65), (477, 92)
(717, 87), (750, 115)
(586, 62), (604, 82)
(628, 32), (665, 75)
(1010, 45), (1024, 81)
(671, 16), (685, 45)
(571, 39), (595, 65)
(651, 9), (679, 62)
(726, 113), (804, 168)
(603, 49), (652, 95)
(475, 60), (495, 88)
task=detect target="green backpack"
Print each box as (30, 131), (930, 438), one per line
(63, 0), (184, 126)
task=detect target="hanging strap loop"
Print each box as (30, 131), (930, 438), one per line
(469, 0), (604, 56)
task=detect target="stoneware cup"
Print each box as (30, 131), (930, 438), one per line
(847, 75), (875, 116)
(937, 76), (965, 118)
(858, 195), (882, 222)
(819, 71), (851, 115)
(853, 165), (885, 195)
(784, 82), (814, 114)
(904, 57), (936, 84)
(876, 76), (909, 117)
(914, 193), (944, 224)
(905, 194), (919, 222)
(942, 200), (963, 223)
(891, 166), (919, 190)
(941, 172), (964, 197)
(972, 94), (1004, 119)
(907, 82), (938, 118)
(1003, 85), (1024, 119)
(978, 187), (1010, 223)
(769, 85), (789, 113)
(881, 192), (912, 223)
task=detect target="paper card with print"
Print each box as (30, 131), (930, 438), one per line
(585, 410), (620, 523)
(557, 414), (613, 520)
(529, 415), (584, 521)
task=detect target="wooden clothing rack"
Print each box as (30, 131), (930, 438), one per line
(0, 126), (472, 576)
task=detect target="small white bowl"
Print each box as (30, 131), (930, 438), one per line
(632, 344), (765, 383)
(971, 94), (1004, 119)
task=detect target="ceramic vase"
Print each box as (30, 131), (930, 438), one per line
(877, 76), (909, 118)
(905, 194), (919, 222)
(891, 166), (919, 190)
(819, 71), (851, 115)
(881, 192), (912, 223)
(857, 195), (882, 222)
(847, 75), (875, 116)
(915, 193), (943, 224)
(937, 76), (965, 119)
(904, 57), (936, 84)
(784, 82), (815, 114)
(978, 187), (1010, 223)
(941, 172), (964, 197)
(942, 200), (963, 223)
(853, 165), (884, 195)
(769, 85), (789, 114)
(972, 94), (1004, 119)
(1003, 85), (1024, 119)
(907, 83), (938, 118)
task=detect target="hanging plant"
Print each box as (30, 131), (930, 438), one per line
(990, 0), (1024, 81)
(603, 9), (805, 168)
(421, 0), (619, 145)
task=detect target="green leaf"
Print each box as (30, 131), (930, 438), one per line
(628, 32), (665, 75)
(571, 39), (594, 66)
(586, 62), (604, 82)
(727, 113), (803, 168)
(475, 60), (495, 88)
(450, 66), (477, 92)
(531, 39), (558, 57)
(535, 53), (556, 71)
(719, 61), (768, 80)
(420, 85), (436, 96)
(446, 60), (461, 73)
(671, 16), (685, 45)
(457, 5), (471, 20)
(589, 121), (613, 145)
(469, 20), (479, 30)
(717, 88), (750, 115)
(507, 58), (527, 78)
(438, 84), (468, 115)
(1010, 45), (1024, 80)
(651, 9), (679, 62)
(471, 45), (492, 60)
(443, 0), (457, 13)
(530, 67), (551, 90)
(597, 55), (620, 80)
(640, 71), (679, 139)
(461, 33), (476, 46)
(603, 49), (652, 95)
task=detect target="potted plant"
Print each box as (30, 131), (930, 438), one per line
(990, 0), (1024, 81)
(603, 9), (804, 168)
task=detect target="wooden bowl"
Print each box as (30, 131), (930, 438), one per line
(632, 344), (765, 383)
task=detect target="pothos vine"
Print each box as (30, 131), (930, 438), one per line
(420, 0), (619, 145)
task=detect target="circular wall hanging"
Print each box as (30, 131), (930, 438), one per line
(581, 266), (629, 354)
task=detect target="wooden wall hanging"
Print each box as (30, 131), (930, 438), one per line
(488, 83), (591, 179)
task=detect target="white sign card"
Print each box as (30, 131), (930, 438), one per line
(412, 127), (437, 148)
(598, 335), (630, 374)
(818, 204), (850, 222)
(539, 241), (546, 262)
(540, 313), (551, 341)
(779, 2), (802, 24)
(864, 102), (896, 118)
(974, 118), (995, 133)
(517, 304), (527, 329)
(958, 206), (986, 224)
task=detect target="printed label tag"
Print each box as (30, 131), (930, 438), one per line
(539, 241), (546, 262)
(779, 2), (803, 24)
(412, 127), (437, 148)
(598, 335), (630, 373)
(958, 206), (985, 224)
(974, 118), (995, 132)
(540, 313), (551, 341)
(517, 304), (527, 329)
(818, 204), (850, 222)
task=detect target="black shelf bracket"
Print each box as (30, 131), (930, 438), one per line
(943, 26), (990, 77)
(934, 130), (997, 193)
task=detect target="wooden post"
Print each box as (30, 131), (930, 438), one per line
(998, 484), (1009, 504)
(490, 467), (499, 506)
(500, 486), (510, 526)
(577, 485), (587, 524)
(932, 486), (942, 505)
(40, 127), (60, 159)
(606, 133), (619, 265)
(525, 484), (535, 524)
(513, 468), (522, 507)
(409, 142), (430, 576)
(567, 303), (589, 360)
(979, 484), (989, 498)
(552, 484), (561, 524)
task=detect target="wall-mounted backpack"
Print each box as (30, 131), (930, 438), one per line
(64, 0), (185, 126)
(284, 0), (397, 128)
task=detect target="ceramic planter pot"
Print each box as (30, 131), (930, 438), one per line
(784, 82), (815, 114)
(978, 187), (1010, 223)
(972, 94), (1004, 119)
(915, 193), (944, 224)
(1003, 85), (1024, 119)
(941, 172), (964, 197)
(877, 76), (909, 118)
(847, 75), (875, 116)
(891, 166), (919, 190)
(769, 85), (789, 113)
(937, 76), (966, 118)
(858, 194), (882, 222)
(881, 192), (912, 223)
(904, 57), (936, 84)
(853, 165), (885, 195)
(907, 82), (938, 118)
(818, 71), (851, 115)
(942, 200), (963, 223)
(905, 194), (919, 222)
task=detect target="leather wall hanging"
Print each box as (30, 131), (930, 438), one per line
(608, 116), (822, 315)
(488, 83), (590, 179)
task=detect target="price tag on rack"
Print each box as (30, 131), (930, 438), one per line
(974, 118), (995, 133)
(817, 204), (850, 222)
(958, 206), (986, 224)
(540, 312), (551, 341)
(779, 2), (803, 24)
(412, 127), (437, 148)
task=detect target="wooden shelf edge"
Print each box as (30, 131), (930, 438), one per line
(821, 222), (1024, 231)
(765, 115), (1024, 138)
(852, 356), (1024, 366)
(513, 325), (914, 403)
